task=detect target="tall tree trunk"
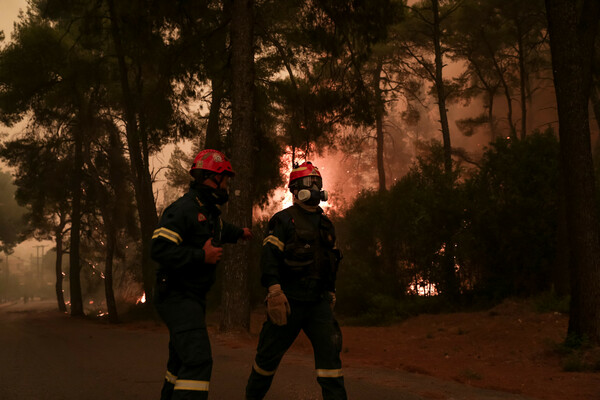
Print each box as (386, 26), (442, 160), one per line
(373, 59), (386, 192)
(432, 0), (452, 174)
(590, 72), (600, 170)
(221, 0), (255, 332)
(55, 222), (67, 313)
(546, 0), (600, 344)
(487, 92), (496, 139)
(432, 0), (458, 298)
(493, 59), (517, 139)
(553, 169), (571, 296)
(500, 71), (517, 139)
(469, 56), (498, 138)
(481, 31), (518, 139)
(104, 229), (119, 323)
(517, 26), (528, 139)
(3, 254), (8, 301)
(69, 121), (84, 317)
(107, 0), (158, 307)
(590, 81), (600, 134)
(205, 4), (229, 151)
(205, 74), (224, 150)
(85, 142), (121, 324)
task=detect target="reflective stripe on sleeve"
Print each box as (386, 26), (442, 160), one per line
(316, 369), (343, 378)
(262, 235), (284, 252)
(165, 370), (177, 384)
(253, 361), (276, 376)
(174, 379), (210, 391)
(152, 227), (183, 245)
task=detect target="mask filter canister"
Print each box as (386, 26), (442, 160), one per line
(298, 189), (311, 202)
(297, 189), (328, 205)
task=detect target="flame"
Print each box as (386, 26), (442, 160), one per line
(408, 277), (439, 296)
(136, 292), (146, 304)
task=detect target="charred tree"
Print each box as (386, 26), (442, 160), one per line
(220, 0), (255, 332)
(546, 0), (600, 343)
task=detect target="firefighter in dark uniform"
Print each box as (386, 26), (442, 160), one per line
(245, 161), (347, 400)
(152, 149), (252, 400)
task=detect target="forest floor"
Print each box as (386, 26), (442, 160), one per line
(213, 298), (600, 400)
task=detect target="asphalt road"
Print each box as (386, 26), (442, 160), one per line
(0, 300), (536, 400)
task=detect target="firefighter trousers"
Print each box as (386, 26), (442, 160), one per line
(245, 297), (347, 400)
(155, 291), (212, 400)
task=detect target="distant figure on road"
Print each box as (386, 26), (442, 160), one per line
(151, 149), (252, 400)
(245, 161), (347, 400)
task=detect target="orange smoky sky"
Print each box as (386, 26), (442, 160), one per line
(0, 0), (26, 41)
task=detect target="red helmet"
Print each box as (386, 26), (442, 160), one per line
(288, 161), (322, 188)
(190, 149), (235, 176)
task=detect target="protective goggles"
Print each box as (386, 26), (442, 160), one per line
(296, 175), (323, 189)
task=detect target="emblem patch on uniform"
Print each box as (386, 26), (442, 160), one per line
(198, 213), (207, 222)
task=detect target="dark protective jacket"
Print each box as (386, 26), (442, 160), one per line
(151, 185), (244, 298)
(261, 203), (341, 301)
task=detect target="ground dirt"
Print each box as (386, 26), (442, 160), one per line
(213, 299), (600, 400)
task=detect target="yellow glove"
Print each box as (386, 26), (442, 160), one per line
(266, 284), (291, 326)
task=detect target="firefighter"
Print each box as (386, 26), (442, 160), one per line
(245, 161), (347, 400)
(152, 149), (252, 400)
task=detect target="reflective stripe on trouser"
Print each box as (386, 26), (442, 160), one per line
(245, 298), (347, 400)
(316, 369), (346, 400)
(156, 292), (212, 400)
(166, 328), (212, 400)
(166, 370), (178, 384)
(160, 369), (178, 400)
(174, 379), (210, 391)
(160, 339), (181, 400)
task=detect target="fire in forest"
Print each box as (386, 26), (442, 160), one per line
(136, 292), (146, 305)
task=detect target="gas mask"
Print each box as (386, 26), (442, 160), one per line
(207, 173), (230, 205)
(297, 184), (328, 206)
(211, 187), (229, 205)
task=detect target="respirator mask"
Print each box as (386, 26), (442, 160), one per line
(210, 174), (232, 205)
(295, 176), (328, 206)
(210, 187), (229, 205)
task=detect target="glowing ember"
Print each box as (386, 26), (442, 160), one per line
(136, 292), (146, 304)
(408, 278), (438, 296)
